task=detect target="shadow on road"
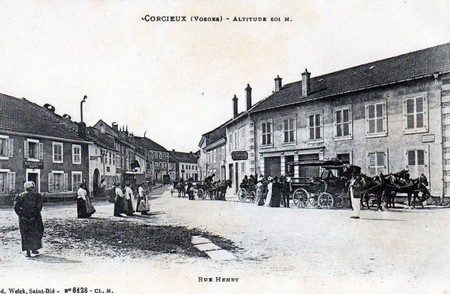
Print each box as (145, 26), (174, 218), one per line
(360, 218), (406, 222)
(30, 254), (82, 264)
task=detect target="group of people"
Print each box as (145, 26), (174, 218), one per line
(241, 174), (293, 208)
(114, 181), (151, 217)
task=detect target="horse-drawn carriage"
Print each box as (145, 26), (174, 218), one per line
(288, 159), (360, 209)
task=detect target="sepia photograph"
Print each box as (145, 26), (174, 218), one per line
(1, 1), (450, 293)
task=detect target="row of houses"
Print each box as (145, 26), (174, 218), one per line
(198, 43), (450, 196)
(0, 93), (198, 200)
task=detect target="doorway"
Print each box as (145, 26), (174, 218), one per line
(26, 169), (40, 193)
(93, 168), (100, 196)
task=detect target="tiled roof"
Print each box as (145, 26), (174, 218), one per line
(86, 127), (116, 150)
(133, 136), (168, 152)
(0, 93), (87, 141)
(251, 42), (450, 113)
(202, 119), (230, 147)
(169, 150), (198, 164)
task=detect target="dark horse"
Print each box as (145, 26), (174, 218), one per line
(360, 174), (385, 210)
(216, 180), (232, 201)
(379, 170), (430, 209)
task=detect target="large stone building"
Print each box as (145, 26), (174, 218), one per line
(198, 122), (228, 181)
(198, 42), (450, 197)
(169, 150), (199, 181)
(0, 94), (90, 198)
(250, 43), (450, 196)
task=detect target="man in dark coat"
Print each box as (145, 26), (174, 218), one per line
(14, 181), (44, 257)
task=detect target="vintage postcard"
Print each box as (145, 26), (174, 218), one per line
(1, 1), (450, 293)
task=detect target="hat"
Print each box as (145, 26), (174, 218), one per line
(125, 181), (131, 185)
(24, 181), (35, 190)
(267, 176), (273, 181)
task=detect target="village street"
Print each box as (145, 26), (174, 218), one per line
(1, 186), (450, 294)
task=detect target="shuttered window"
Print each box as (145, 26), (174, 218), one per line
(365, 101), (387, 136)
(24, 140), (43, 160)
(403, 93), (428, 133)
(334, 107), (352, 139)
(283, 117), (296, 143)
(367, 151), (386, 176)
(53, 142), (63, 163)
(48, 172), (68, 193)
(261, 121), (273, 146)
(309, 113), (322, 140)
(0, 137), (14, 158)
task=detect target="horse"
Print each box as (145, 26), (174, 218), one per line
(408, 174), (431, 208)
(359, 174), (385, 210)
(216, 180), (232, 201)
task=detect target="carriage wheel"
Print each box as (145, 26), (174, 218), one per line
(238, 188), (247, 202)
(249, 191), (256, 203)
(293, 188), (309, 208)
(197, 188), (206, 200)
(318, 192), (334, 209)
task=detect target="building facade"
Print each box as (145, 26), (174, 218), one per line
(250, 43), (450, 196)
(0, 95), (90, 199)
(198, 123), (228, 181)
(169, 150), (199, 181)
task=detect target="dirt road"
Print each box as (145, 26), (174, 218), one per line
(1, 186), (449, 294)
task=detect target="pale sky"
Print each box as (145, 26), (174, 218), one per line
(1, 0), (450, 152)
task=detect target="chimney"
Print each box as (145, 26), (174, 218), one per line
(245, 84), (252, 111)
(232, 95), (238, 118)
(302, 69), (311, 97)
(112, 122), (119, 131)
(274, 75), (282, 92)
(78, 122), (87, 139)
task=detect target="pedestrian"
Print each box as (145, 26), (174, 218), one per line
(255, 180), (264, 206)
(13, 181), (44, 257)
(77, 183), (96, 218)
(136, 183), (150, 215)
(271, 177), (282, 207)
(114, 182), (127, 217)
(284, 173), (292, 208)
(349, 174), (365, 219)
(124, 181), (135, 216)
(186, 179), (194, 200)
(264, 176), (273, 207)
(100, 178), (107, 197)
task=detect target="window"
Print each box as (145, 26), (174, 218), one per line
(367, 151), (386, 176)
(72, 172), (82, 191)
(261, 121), (273, 146)
(24, 139), (43, 161)
(404, 94), (428, 133)
(309, 113), (322, 140)
(241, 162), (245, 174)
(72, 145), (81, 164)
(52, 142), (63, 163)
(234, 131), (239, 150)
(228, 134), (233, 152)
(0, 170), (15, 194)
(334, 108), (352, 139)
(406, 148), (427, 178)
(48, 171), (68, 193)
(213, 149), (217, 164)
(239, 127), (246, 150)
(283, 117), (296, 143)
(0, 136), (13, 159)
(366, 102), (386, 136)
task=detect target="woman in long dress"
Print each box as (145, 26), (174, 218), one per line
(264, 177), (274, 207)
(14, 181), (44, 257)
(136, 183), (150, 215)
(124, 181), (135, 216)
(77, 183), (95, 218)
(114, 182), (127, 217)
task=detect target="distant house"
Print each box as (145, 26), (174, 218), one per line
(198, 122), (229, 181)
(0, 94), (90, 198)
(133, 136), (169, 183)
(169, 150), (199, 181)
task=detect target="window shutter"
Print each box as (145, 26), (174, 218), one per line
(403, 98), (408, 130)
(48, 173), (54, 193)
(38, 143), (44, 160)
(24, 141), (29, 158)
(7, 138), (14, 157)
(8, 172), (16, 192)
(63, 173), (68, 192)
(423, 96), (428, 129)
(382, 103), (387, 133)
(365, 105), (369, 135)
(348, 108), (353, 136)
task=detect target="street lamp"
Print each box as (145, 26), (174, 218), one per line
(80, 95), (87, 123)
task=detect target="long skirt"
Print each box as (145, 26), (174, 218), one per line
(19, 214), (44, 251)
(114, 196), (126, 216)
(77, 198), (88, 218)
(126, 198), (134, 215)
(136, 195), (149, 213)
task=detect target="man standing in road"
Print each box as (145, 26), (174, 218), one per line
(349, 174), (365, 219)
(13, 181), (44, 257)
